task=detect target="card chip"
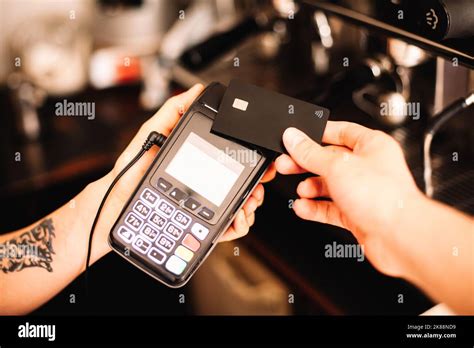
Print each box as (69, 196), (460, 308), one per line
(232, 98), (248, 111)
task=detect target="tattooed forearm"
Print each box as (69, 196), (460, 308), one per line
(0, 218), (55, 273)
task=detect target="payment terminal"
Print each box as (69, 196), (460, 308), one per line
(109, 83), (272, 287)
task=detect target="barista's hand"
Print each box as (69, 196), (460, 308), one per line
(275, 122), (424, 277)
(93, 84), (275, 253)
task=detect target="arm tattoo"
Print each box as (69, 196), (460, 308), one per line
(0, 218), (55, 273)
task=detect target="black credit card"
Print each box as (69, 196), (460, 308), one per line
(211, 79), (330, 154)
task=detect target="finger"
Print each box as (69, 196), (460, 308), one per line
(296, 145), (351, 198)
(250, 184), (264, 205)
(322, 121), (371, 150)
(297, 176), (330, 198)
(242, 196), (258, 216)
(283, 127), (342, 177)
(123, 84), (204, 154)
(293, 198), (348, 230)
(275, 146), (348, 176)
(324, 145), (352, 154)
(112, 145), (159, 181)
(233, 210), (251, 237)
(260, 163), (276, 183)
(275, 154), (307, 174)
(219, 210), (249, 242)
(246, 212), (255, 226)
(114, 84), (204, 174)
(143, 83), (204, 136)
(218, 225), (237, 242)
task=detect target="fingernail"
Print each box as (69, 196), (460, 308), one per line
(283, 127), (307, 150)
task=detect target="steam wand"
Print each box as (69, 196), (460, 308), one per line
(423, 92), (474, 197)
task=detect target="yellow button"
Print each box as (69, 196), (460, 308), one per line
(175, 245), (194, 262)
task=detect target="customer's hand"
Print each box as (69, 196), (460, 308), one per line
(93, 84), (275, 255)
(275, 122), (424, 277)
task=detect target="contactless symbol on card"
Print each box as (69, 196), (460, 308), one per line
(315, 110), (324, 118)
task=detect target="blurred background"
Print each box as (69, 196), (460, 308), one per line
(0, 0), (473, 315)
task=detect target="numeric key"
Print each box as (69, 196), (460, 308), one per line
(156, 199), (175, 217)
(132, 236), (151, 254)
(133, 200), (151, 218)
(140, 188), (159, 207)
(125, 212), (143, 231)
(149, 212), (167, 230)
(156, 234), (175, 252)
(172, 211), (191, 228)
(163, 222), (183, 240)
(141, 224), (159, 241)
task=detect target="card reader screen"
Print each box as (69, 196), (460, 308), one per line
(165, 132), (245, 206)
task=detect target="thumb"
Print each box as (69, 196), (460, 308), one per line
(282, 127), (336, 176)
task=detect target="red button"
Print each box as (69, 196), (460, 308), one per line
(182, 234), (200, 252)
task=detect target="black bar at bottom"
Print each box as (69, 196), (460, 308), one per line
(0, 315), (472, 345)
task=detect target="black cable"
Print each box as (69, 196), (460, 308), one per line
(84, 131), (167, 297)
